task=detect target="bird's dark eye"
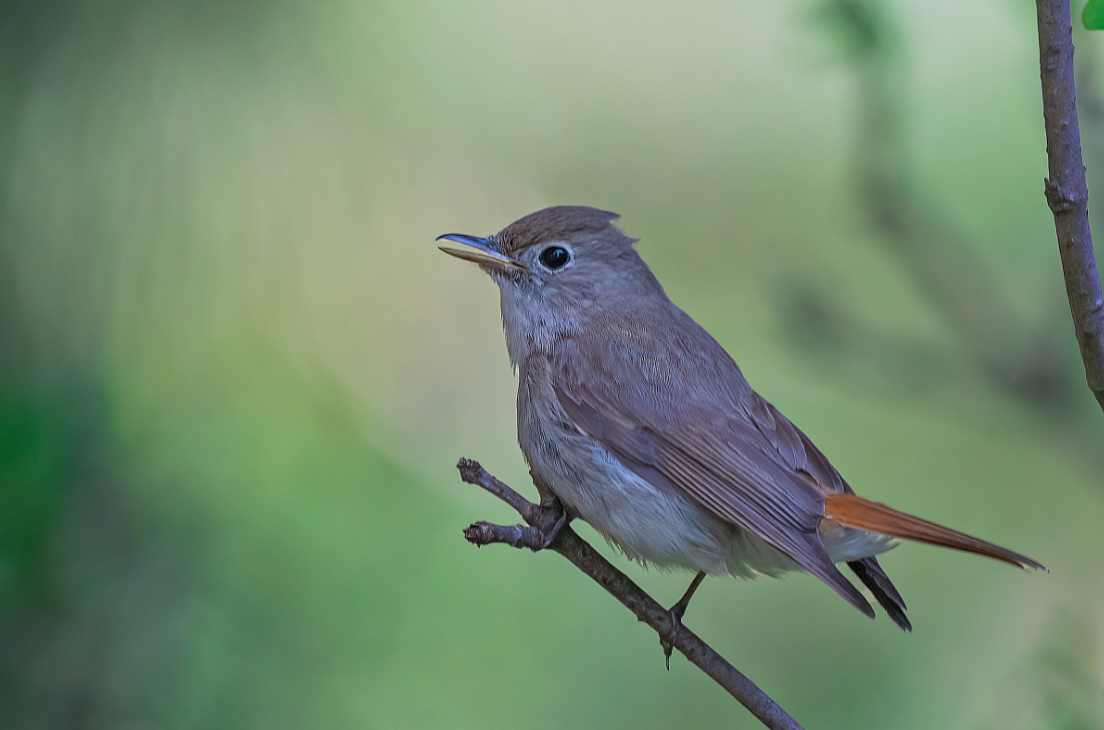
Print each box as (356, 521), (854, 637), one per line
(539, 246), (570, 270)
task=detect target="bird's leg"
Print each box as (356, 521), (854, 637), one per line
(660, 571), (707, 670)
(530, 472), (569, 551)
(670, 571), (707, 622)
(531, 499), (567, 551)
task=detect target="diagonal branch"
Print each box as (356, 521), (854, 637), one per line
(1036, 0), (1104, 413)
(455, 458), (805, 730)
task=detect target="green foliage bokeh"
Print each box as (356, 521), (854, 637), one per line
(0, 1), (1101, 729)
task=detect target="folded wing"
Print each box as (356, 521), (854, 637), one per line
(551, 313), (875, 618)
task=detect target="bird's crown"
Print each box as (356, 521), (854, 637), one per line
(496, 206), (621, 255)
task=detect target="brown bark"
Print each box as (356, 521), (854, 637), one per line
(1036, 0), (1104, 412)
(456, 459), (805, 730)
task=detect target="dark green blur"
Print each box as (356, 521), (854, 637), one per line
(0, 1), (1101, 728)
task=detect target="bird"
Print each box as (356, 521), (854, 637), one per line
(438, 205), (1045, 650)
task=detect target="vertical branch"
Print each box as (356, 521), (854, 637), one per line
(1036, 0), (1104, 412)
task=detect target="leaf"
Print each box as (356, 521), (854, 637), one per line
(1085, 0), (1104, 30)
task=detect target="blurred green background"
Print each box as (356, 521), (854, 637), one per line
(1, 1), (1102, 728)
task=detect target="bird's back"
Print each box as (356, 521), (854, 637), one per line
(550, 301), (850, 496)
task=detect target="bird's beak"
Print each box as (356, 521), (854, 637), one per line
(437, 233), (527, 272)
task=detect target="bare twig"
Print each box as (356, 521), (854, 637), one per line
(455, 459), (805, 730)
(1035, 0), (1104, 413)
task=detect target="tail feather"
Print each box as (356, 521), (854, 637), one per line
(824, 493), (1046, 572)
(848, 557), (912, 632)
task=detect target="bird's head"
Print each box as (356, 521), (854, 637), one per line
(439, 206), (663, 350)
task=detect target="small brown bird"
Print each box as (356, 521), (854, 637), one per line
(439, 206), (1044, 642)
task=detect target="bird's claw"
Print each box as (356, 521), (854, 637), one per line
(659, 602), (688, 671)
(531, 500), (567, 551)
(658, 572), (704, 671)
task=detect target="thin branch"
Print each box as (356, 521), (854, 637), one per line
(455, 458), (805, 730)
(1036, 0), (1104, 413)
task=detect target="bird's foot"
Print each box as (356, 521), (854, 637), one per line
(659, 571), (706, 670)
(530, 499), (567, 551)
(659, 602), (690, 671)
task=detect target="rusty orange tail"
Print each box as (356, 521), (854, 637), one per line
(824, 493), (1046, 571)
